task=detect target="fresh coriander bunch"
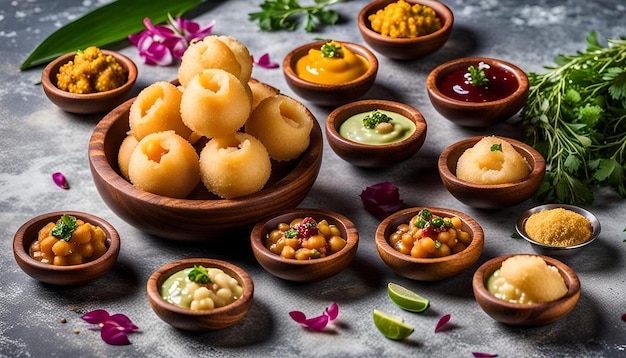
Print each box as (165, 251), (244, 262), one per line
(249, 0), (344, 32)
(521, 31), (626, 205)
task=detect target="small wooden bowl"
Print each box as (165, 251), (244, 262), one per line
(325, 99), (427, 168)
(516, 204), (601, 258)
(472, 254), (580, 326)
(88, 95), (323, 241)
(250, 208), (359, 282)
(283, 40), (378, 106)
(146, 258), (254, 331)
(41, 50), (137, 114)
(12, 211), (120, 285)
(375, 207), (484, 281)
(426, 57), (529, 127)
(358, 0), (454, 60)
(438, 136), (546, 209)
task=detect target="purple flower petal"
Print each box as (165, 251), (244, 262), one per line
(108, 313), (139, 332)
(253, 53), (279, 69)
(360, 182), (403, 220)
(325, 302), (339, 320)
(473, 353), (498, 358)
(289, 303), (339, 331)
(52, 172), (69, 190)
(622, 313), (626, 322)
(81, 309), (110, 324)
(435, 313), (451, 333)
(100, 324), (131, 345)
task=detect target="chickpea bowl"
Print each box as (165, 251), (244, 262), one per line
(41, 49), (138, 115)
(472, 254), (581, 326)
(515, 204), (601, 258)
(250, 208), (359, 282)
(426, 57), (529, 127)
(375, 207), (484, 281)
(283, 40), (378, 106)
(12, 211), (120, 285)
(438, 136), (546, 209)
(147, 258), (254, 331)
(88, 92), (323, 241)
(357, 0), (454, 60)
(325, 99), (427, 168)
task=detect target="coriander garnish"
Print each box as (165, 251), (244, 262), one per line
(51, 214), (79, 242)
(188, 265), (211, 284)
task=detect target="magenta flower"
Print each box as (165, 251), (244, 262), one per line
(252, 53), (279, 69)
(52, 172), (69, 190)
(289, 302), (339, 331)
(434, 313), (451, 333)
(359, 182), (404, 220)
(473, 353), (498, 358)
(128, 14), (214, 65)
(81, 309), (139, 345)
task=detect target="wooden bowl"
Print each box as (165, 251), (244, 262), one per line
(250, 208), (359, 282)
(88, 96), (323, 241)
(375, 207), (484, 281)
(12, 211), (120, 285)
(283, 40), (378, 106)
(325, 99), (427, 168)
(438, 136), (546, 209)
(426, 57), (529, 127)
(357, 0), (454, 60)
(146, 258), (254, 331)
(516, 204), (601, 258)
(41, 50), (137, 114)
(472, 254), (580, 326)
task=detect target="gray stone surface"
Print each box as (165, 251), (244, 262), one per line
(1, 0), (625, 357)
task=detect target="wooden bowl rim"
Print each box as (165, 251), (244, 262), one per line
(282, 40), (379, 90)
(146, 258), (254, 317)
(325, 99), (427, 150)
(357, 0), (454, 44)
(426, 56), (529, 109)
(250, 208), (359, 267)
(12, 211), (120, 272)
(41, 50), (138, 101)
(438, 135), (546, 189)
(375, 206), (484, 264)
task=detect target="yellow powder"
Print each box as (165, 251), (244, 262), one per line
(524, 208), (592, 247)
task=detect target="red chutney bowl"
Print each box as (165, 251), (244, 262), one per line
(426, 57), (529, 127)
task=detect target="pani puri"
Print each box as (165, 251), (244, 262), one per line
(178, 36), (242, 88)
(180, 69), (252, 139)
(245, 95), (314, 161)
(117, 135), (138, 180)
(128, 131), (200, 198)
(128, 81), (192, 141)
(249, 80), (280, 111)
(199, 132), (271, 199)
(216, 35), (253, 84)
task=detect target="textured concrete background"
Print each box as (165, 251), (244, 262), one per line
(1, 0), (625, 357)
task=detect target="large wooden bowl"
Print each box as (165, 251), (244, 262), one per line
(325, 99), (427, 168)
(438, 136), (545, 209)
(472, 254), (580, 326)
(358, 0), (454, 60)
(147, 258), (254, 331)
(41, 50), (137, 114)
(283, 40), (378, 106)
(250, 208), (359, 282)
(88, 97), (323, 241)
(13, 211), (120, 285)
(375, 207), (484, 281)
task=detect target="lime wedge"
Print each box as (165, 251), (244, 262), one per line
(387, 282), (430, 312)
(373, 309), (414, 340)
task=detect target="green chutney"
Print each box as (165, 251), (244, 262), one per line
(339, 110), (416, 145)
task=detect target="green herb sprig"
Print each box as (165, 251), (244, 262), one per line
(188, 265), (211, 284)
(467, 64), (489, 87)
(321, 41), (341, 58)
(248, 0), (344, 32)
(521, 31), (626, 205)
(51, 214), (79, 242)
(363, 110), (392, 129)
(490, 143), (502, 152)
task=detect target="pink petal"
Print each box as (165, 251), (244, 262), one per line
(100, 324), (131, 345)
(143, 42), (174, 66)
(473, 353), (498, 358)
(325, 302), (339, 320)
(253, 53), (279, 69)
(108, 313), (138, 332)
(143, 17), (175, 39)
(81, 309), (110, 324)
(360, 182), (403, 220)
(289, 311), (330, 331)
(435, 313), (451, 333)
(52, 172), (69, 190)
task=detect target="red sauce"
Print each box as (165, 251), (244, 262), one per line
(438, 64), (519, 102)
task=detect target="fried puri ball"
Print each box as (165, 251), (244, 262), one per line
(128, 81), (192, 141)
(128, 131), (200, 198)
(245, 95), (314, 161)
(248, 80), (280, 111)
(117, 135), (138, 180)
(216, 35), (253, 84)
(199, 132), (271, 199)
(178, 35), (242, 88)
(180, 68), (251, 138)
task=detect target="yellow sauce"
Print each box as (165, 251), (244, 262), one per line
(295, 41), (369, 85)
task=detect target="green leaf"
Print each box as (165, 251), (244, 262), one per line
(608, 71), (626, 101)
(20, 0), (204, 70)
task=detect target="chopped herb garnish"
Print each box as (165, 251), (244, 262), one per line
(466, 63), (489, 87)
(188, 265), (211, 284)
(321, 41), (341, 58)
(363, 110), (392, 129)
(51, 214), (78, 241)
(490, 143), (502, 152)
(285, 228), (298, 238)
